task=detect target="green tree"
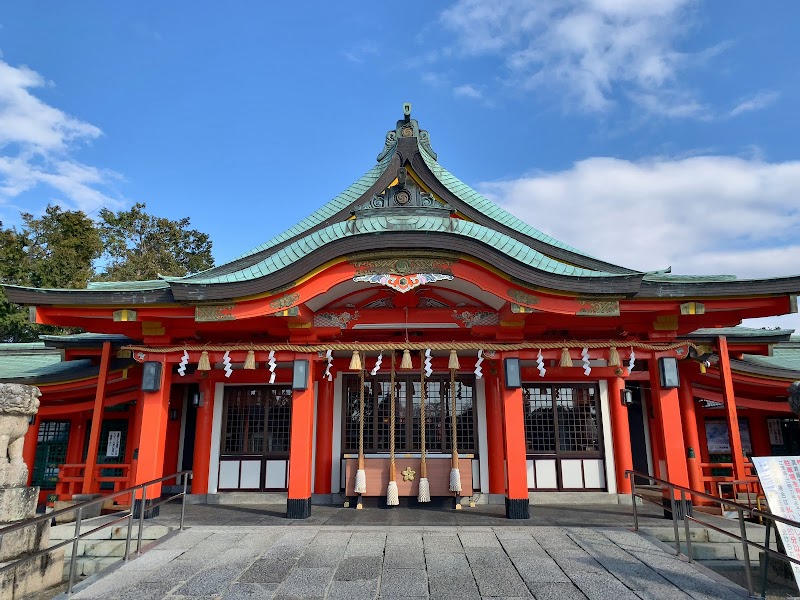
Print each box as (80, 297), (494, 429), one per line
(97, 202), (213, 280)
(0, 207), (102, 342)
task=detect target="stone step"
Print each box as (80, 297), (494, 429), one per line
(528, 492), (623, 505)
(62, 556), (119, 579)
(679, 541), (739, 560)
(76, 539), (129, 558)
(50, 516), (171, 542)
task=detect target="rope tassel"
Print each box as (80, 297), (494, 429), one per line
(448, 349), (460, 370)
(559, 347), (573, 367)
(608, 346), (621, 367)
(418, 351), (431, 503)
(197, 350), (211, 371)
(349, 350), (362, 371)
(400, 349), (413, 369)
(354, 354), (367, 502)
(448, 367), (462, 503)
(243, 350), (256, 370)
(387, 350), (399, 507)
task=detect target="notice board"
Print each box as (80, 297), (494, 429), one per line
(751, 456), (800, 586)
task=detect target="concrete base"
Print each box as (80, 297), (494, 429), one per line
(0, 520), (49, 561)
(53, 493), (103, 524)
(505, 497), (530, 519)
(0, 548), (64, 600)
(0, 488), (37, 523)
(286, 498), (311, 519)
(528, 492), (626, 505)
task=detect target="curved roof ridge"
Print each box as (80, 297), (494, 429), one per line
(182, 214), (637, 286)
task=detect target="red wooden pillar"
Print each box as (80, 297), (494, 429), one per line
(314, 373), (334, 495)
(649, 354), (690, 511)
(22, 415), (40, 486)
(500, 355), (529, 519)
(287, 355), (314, 518)
(678, 363), (703, 492)
(748, 412), (771, 457)
(484, 367), (506, 495)
(83, 341), (112, 494)
(718, 336), (747, 481)
(608, 377), (633, 493)
(191, 379), (215, 495)
(133, 361), (172, 502)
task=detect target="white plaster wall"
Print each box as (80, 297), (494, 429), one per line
(208, 382), (224, 494)
(598, 380), (617, 494)
(475, 377), (489, 494)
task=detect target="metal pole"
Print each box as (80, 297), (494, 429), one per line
(180, 472), (188, 531)
(669, 484), (681, 556)
(66, 506), (83, 595)
(682, 490), (692, 563)
(738, 508), (754, 596)
(631, 474), (639, 532)
(760, 522), (771, 598)
(123, 513), (134, 562)
(136, 483), (147, 554)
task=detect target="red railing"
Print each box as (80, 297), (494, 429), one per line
(55, 463), (133, 499)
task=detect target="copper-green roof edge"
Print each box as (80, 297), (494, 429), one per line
(183, 215), (632, 286)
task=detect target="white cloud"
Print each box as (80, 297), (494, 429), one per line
(453, 84), (483, 100)
(481, 154), (800, 328)
(0, 58), (123, 219)
(728, 90), (780, 118)
(438, 0), (715, 117)
(479, 152), (800, 277)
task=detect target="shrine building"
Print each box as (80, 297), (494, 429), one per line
(2, 106), (799, 519)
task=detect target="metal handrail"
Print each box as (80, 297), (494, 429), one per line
(0, 469), (192, 596)
(625, 469), (800, 598)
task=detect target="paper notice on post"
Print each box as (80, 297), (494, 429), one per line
(752, 456), (800, 587)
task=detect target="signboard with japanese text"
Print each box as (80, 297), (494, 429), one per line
(705, 419), (752, 454)
(768, 419), (785, 446)
(106, 431), (121, 459)
(752, 456), (800, 587)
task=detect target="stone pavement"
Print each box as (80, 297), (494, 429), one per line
(68, 506), (751, 600)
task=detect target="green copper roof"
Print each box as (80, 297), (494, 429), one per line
(87, 279), (169, 291)
(740, 347), (800, 374)
(181, 214), (631, 286)
(0, 348), (64, 380)
(643, 274), (738, 283)
(688, 327), (795, 339)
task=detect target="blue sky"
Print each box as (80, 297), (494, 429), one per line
(1, 1), (799, 330)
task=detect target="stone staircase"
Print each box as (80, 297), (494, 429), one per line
(48, 515), (172, 578)
(642, 521), (774, 561)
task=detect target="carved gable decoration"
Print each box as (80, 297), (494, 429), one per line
(353, 168), (451, 217)
(351, 254), (456, 293)
(576, 298), (620, 317)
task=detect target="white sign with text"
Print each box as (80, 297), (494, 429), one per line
(752, 456), (800, 587)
